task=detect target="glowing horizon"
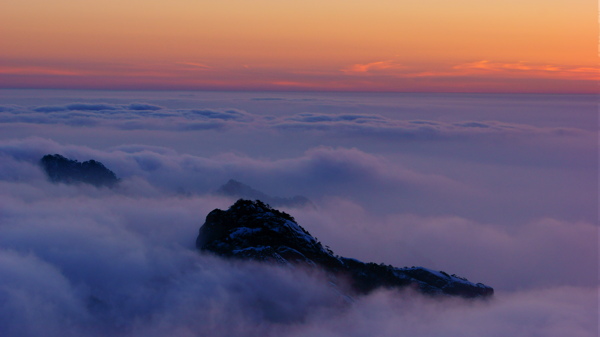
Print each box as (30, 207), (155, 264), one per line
(1, 0), (597, 93)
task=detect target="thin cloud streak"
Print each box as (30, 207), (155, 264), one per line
(0, 58), (597, 92)
(341, 59), (600, 81)
(176, 62), (212, 70)
(341, 60), (406, 74)
(451, 60), (600, 80)
(0, 66), (82, 76)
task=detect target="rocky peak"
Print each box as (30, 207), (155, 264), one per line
(40, 154), (120, 188)
(197, 199), (338, 267)
(216, 179), (313, 208)
(197, 199), (494, 298)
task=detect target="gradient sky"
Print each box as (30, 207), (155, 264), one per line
(1, 0), (598, 92)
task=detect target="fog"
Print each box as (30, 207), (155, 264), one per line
(0, 90), (596, 336)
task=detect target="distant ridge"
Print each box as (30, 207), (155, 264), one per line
(197, 199), (493, 298)
(40, 154), (120, 188)
(216, 179), (313, 208)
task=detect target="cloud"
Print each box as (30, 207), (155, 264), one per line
(0, 88), (596, 336)
(176, 62), (212, 69)
(184, 108), (253, 121)
(342, 60), (407, 74)
(454, 60), (589, 73)
(2, 104), (254, 131)
(274, 113), (593, 143)
(338, 60), (599, 83)
(66, 103), (119, 111)
(127, 103), (163, 111)
(33, 103), (119, 113)
(0, 180), (345, 336)
(288, 113), (386, 124)
(251, 97), (286, 101)
(105, 143), (470, 204)
(33, 106), (69, 112)
(0, 133), (593, 226)
(0, 66), (81, 76)
(0, 177), (595, 336)
(0, 105), (17, 112)
(449, 60), (600, 81)
(282, 286), (597, 337)
(0, 89), (596, 330)
(0, 250), (90, 337)
(2, 101), (593, 159)
(0, 137), (484, 228)
(293, 199), (598, 291)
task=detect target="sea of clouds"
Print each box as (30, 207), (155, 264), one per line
(0, 90), (596, 336)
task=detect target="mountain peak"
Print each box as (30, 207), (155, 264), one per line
(40, 154), (120, 188)
(197, 199), (335, 266)
(197, 199), (493, 298)
(216, 179), (313, 208)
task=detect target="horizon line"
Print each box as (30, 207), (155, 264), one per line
(0, 86), (596, 96)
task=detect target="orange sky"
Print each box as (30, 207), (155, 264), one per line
(0, 0), (597, 92)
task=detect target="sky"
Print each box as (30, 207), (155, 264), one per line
(1, 0), (598, 92)
(0, 0), (598, 335)
(0, 90), (597, 336)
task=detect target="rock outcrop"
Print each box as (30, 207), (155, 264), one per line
(40, 154), (120, 188)
(216, 179), (312, 208)
(197, 199), (493, 298)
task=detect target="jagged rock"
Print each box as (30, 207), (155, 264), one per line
(216, 179), (313, 208)
(197, 199), (494, 298)
(40, 154), (120, 188)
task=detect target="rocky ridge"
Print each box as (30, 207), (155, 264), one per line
(40, 154), (120, 188)
(197, 199), (494, 298)
(216, 179), (313, 208)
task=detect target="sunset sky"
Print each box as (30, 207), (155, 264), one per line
(1, 0), (597, 92)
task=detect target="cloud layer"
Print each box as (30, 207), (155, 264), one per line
(1, 100), (593, 141)
(0, 137), (595, 290)
(0, 177), (596, 337)
(0, 90), (596, 336)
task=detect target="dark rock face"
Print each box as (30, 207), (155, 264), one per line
(40, 154), (120, 188)
(216, 179), (313, 208)
(197, 199), (494, 298)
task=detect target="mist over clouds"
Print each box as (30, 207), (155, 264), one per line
(0, 90), (596, 336)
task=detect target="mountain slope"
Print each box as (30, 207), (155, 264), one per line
(197, 199), (493, 298)
(216, 179), (313, 208)
(40, 154), (120, 187)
